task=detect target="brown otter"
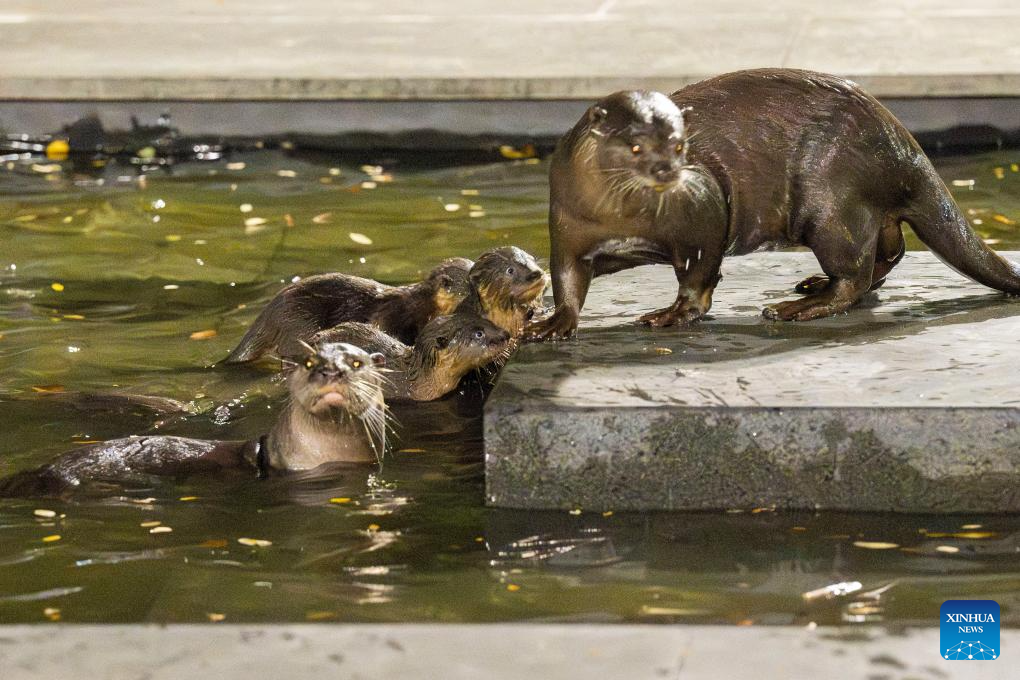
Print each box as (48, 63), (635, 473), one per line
(313, 313), (512, 401)
(223, 257), (473, 363)
(456, 246), (548, 338)
(529, 68), (1020, 338)
(0, 342), (388, 497)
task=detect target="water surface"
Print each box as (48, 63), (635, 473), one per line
(1, 148), (1019, 624)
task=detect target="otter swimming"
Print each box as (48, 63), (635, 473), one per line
(224, 257), (473, 363)
(529, 68), (1020, 338)
(313, 313), (512, 401)
(0, 342), (388, 497)
(455, 246), (548, 338)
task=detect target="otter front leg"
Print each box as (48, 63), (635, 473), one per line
(638, 250), (723, 327)
(527, 254), (592, 340)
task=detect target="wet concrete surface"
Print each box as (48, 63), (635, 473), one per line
(486, 252), (1020, 511)
(2, 624), (1016, 680)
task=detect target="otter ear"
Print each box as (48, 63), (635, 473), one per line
(468, 267), (485, 287)
(587, 105), (608, 127)
(369, 352), (386, 368)
(437, 274), (453, 290)
(434, 335), (450, 350)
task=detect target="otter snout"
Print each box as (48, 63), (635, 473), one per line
(490, 329), (511, 346)
(650, 161), (677, 184)
(525, 268), (543, 282)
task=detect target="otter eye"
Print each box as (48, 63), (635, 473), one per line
(506, 266), (515, 276)
(351, 360), (361, 369)
(675, 142), (684, 154)
(631, 144), (642, 155)
(473, 329), (485, 340)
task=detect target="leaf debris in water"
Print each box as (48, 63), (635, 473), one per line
(207, 613), (226, 622)
(312, 212), (332, 224)
(238, 538), (272, 547)
(149, 526), (173, 534)
(329, 497), (353, 504)
(189, 330), (217, 340)
(852, 541), (899, 550)
(349, 232), (373, 245)
(51, 282), (65, 292)
(33, 509), (57, 519)
(140, 521), (162, 528)
(32, 385), (65, 393)
(41, 535), (62, 543)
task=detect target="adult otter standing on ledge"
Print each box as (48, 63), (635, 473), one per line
(224, 258), (473, 363)
(0, 342), (388, 497)
(529, 68), (1020, 338)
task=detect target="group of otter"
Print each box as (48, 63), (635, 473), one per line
(5, 68), (1019, 497)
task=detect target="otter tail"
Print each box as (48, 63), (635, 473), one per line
(903, 165), (1020, 294)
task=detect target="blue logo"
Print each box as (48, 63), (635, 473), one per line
(941, 600), (1000, 660)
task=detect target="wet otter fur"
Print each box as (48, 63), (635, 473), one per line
(223, 257), (473, 363)
(457, 246), (548, 338)
(313, 313), (512, 402)
(0, 342), (389, 497)
(530, 68), (1020, 338)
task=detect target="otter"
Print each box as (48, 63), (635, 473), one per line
(456, 246), (548, 338)
(313, 313), (512, 401)
(0, 342), (388, 497)
(223, 257), (473, 363)
(529, 68), (1020, 338)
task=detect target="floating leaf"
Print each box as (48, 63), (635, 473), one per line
(312, 212), (332, 224)
(33, 509), (57, 519)
(276, 170), (297, 178)
(329, 497), (352, 505)
(506, 584), (521, 592)
(852, 541), (899, 550)
(31, 385), (65, 393)
(923, 531), (997, 539)
(149, 526), (172, 534)
(41, 535), (61, 543)
(189, 330), (217, 340)
(140, 521), (161, 528)
(499, 144), (536, 160)
(207, 613), (226, 622)
(237, 537), (272, 547)
(50, 282), (65, 292)
(992, 214), (1016, 225)
(349, 232), (373, 245)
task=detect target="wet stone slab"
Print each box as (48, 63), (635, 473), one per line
(485, 251), (1020, 512)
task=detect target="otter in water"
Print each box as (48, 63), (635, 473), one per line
(223, 257), (473, 363)
(313, 313), (512, 401)
(530, 68), (1020, 338)
(456, 246), (548, 338)
(0, 342), (388, 497)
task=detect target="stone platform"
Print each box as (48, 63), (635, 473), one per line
(485, 252), (1020, 512)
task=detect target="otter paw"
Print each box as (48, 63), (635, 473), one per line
(794, 274), (831, 295)
(525, 310), (578, 341)
(763, 298), (846, 322)
(637, 305), (704, 328)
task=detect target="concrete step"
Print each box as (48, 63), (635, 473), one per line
(485, 251), (1020, 512)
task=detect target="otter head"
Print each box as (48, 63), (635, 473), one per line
(583, 90), (688, 191)
(470, 247), (548, 311)
(416, 313), (513, 381)
(426, 257), (474, 315)
(288, 342), (386, 419)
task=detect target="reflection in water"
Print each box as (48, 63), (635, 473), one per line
(1, 148), (1020, 623)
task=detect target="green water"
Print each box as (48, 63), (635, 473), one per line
(1, 148), (1020, 625)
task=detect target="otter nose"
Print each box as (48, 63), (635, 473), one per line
(318, 365), (346, 380)
(650, 162), (676, 182)
(525, 269), (543, 282)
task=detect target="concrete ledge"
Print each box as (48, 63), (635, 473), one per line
(485, 252), (1020, 512)
(5, 74), (1020, 101)
(1, 624), (1015, 679)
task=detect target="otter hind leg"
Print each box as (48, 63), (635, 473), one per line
(765, 210), (881, 321)
(790, 217), (904, 298)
